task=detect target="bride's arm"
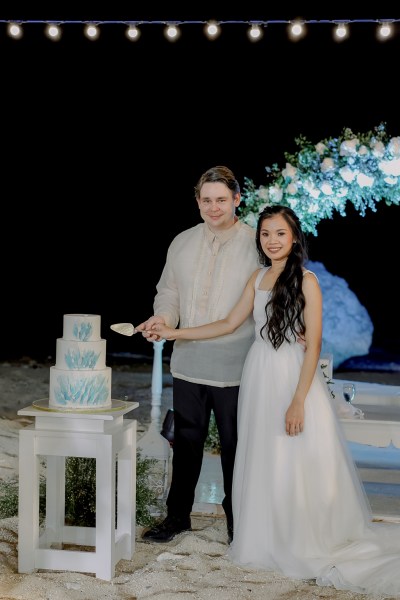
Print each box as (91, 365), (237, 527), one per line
(149, 270), (259, 341)
(285, 273), (323, 435)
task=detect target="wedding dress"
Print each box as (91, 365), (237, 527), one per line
(228, 267), (400, 597)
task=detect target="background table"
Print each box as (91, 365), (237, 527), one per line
(340, 404), (400, 448)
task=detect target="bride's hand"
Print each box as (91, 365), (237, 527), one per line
(149, 323), (178, 341)
(136, 316), (164, 342)
(285, 402), (304, 436)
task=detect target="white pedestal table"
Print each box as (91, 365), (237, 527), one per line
(17, 400), (138, 581)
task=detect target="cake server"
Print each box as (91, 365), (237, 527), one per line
(110, 323), (137, 336)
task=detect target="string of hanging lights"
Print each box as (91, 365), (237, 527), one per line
(1, 18), (399, 43)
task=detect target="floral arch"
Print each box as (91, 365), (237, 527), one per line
(239, 123), (400, 236)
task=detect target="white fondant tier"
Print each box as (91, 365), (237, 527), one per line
(62, 314), (101, 342)
(49, 366), (112, 409)
(55, 339), (106, 370)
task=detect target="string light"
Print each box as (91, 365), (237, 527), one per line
(7, 22), (23, 39)
(125, 24), (140, 41)
(204, 21), (221, 40)
(2, 18), (399, 43)
(247, 23), (264, 42)
(83, 23), (100, 40)
(164, 23), (181, 41)
(288, 20), (306, 41)
(377, 21), (394, 39)
(45, 23), (62, 41)
(333, 22), (349, 41)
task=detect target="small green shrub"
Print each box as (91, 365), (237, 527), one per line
(204, 411), (221, 454)
(0, 475), (46, 521)
(0, 477), (19, 518)
(0, 451), (162, 528)
(135, 452), (165, 526)
(64, 452), (162, 527)
(65, 457), (97, 526)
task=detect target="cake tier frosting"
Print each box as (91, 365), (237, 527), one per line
(54, 339), (107, 370)
(62, 313), (101, 342)
(49, 314), (112, 410)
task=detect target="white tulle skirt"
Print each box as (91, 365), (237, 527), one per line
(228, 339), (400, 597)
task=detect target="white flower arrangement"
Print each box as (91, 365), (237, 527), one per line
(239, 122), (400, 235)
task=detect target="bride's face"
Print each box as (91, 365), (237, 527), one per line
(259, 214), (294, 263)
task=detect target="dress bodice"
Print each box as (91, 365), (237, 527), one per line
(253, 267), (316, 345)
(253, 268), (273, 343)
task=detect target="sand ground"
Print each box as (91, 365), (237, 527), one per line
(0, 360), (399, 599)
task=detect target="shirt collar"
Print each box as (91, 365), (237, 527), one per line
(203, 217), (241, 245)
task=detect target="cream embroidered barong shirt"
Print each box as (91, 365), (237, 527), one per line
(154, 220), (260, 387)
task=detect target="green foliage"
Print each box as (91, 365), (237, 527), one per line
(0, 452), (163, 528)
(65, 457), (97, 527)
(64, 453), (162, 527)
(0, 477), (19, 518)
(239, 123), (400, 236)
(204, 411), (221, 454)
(0, 475), (46, 521)
(135, 451), (165, 526)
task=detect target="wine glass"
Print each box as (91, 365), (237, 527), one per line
(343, 383), (356, 404)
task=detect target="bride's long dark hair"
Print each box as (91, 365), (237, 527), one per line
(255, 205), (308, 350)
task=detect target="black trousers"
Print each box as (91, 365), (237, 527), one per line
(166, 377), (239, 528)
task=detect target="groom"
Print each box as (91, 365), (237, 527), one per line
(136, 165), (260, 544)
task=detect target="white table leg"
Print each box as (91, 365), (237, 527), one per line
(116, 422), (136, 558)
(95, 434), (115, 580)
(18, 429), (39, 573)
(45, 455), (65, 546)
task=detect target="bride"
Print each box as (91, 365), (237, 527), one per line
(148, 205), (400, 597)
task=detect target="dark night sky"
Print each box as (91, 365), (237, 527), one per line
(2, 5), (399, 362)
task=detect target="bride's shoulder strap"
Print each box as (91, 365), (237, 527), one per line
(303, 269), (319, 283)
(255, 266), (269, 288)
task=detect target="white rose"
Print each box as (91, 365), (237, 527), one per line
(388, 137), (400, 157)
(303, 179), (321, 198)
(315, 142), (327, 155)
(320, 182), (334, 195)
(358, 145), (369, 156)
(321, 157), (335, 172)
(257, 186), (269, 200)
(384, 176), (398, 185)
(269, 185), (283, 202)
(309, 188), (321, 199)
(371, 140), (385, 157)
(340, 138), (359, 156)
(282, 162), (297, 180)
(356, 173), (374, 188)
(336, 187), (348, 197)
(379, 158), (400, 176)
(287, 182), (298, 195)
(244, 213), (258, 228)
(303, 180), (313, 192)
(308, 203), (319, 214)
(339, 166), (357, 183)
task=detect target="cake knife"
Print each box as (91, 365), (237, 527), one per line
(110, 323), (137, 336)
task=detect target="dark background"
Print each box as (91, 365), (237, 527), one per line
(1, 5), (399, 363)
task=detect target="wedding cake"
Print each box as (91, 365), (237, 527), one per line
(49, 314), (112, 410)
